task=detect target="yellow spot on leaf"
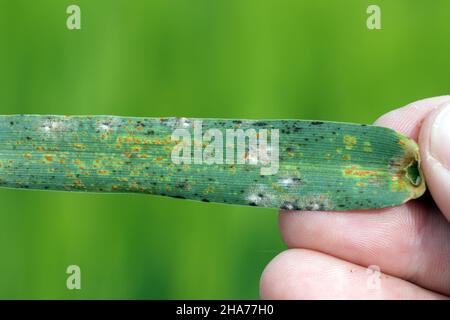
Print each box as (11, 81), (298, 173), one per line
(73, 143), (85, 150)
(363, 141), (373, 152)
(343, 135), (357, 150)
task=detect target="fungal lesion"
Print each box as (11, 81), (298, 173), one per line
(279, 194), (333, 211)
(343, 135), (357, 150)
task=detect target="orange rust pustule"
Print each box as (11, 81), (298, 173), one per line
(343, 168), (378, 177)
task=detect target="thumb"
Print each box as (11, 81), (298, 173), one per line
(419, 102), (450, 221)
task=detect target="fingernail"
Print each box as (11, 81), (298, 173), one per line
(430, 103), (450, 170)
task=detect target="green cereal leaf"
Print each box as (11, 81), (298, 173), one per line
(0, 115), (426, 211)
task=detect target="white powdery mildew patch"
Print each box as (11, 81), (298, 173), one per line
(163, 117), (192, 129)
(245, 184), (278, 207)
(278, 177), (294, 186)
(39, 117), (70, 136)
(95, 117), (120, 133)
(298, 194), (333, 211)
(98, 123), (111, 132)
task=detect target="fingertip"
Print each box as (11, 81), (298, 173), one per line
(374, 95), (450, 140)
(260, 249), (297, 300)
(419, 102), (450, 221)
(260, 249), (444, 299)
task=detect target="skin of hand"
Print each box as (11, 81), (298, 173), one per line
(260, 96), (450, 299)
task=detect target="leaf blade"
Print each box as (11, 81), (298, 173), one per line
(0, 115), (425, 210)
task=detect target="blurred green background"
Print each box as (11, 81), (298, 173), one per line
(0, 0), (449, 299)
